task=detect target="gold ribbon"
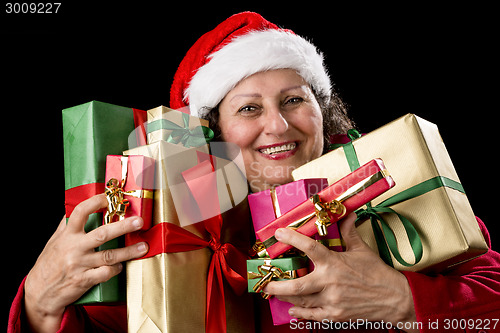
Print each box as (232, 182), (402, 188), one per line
(248, 264), (298, 299)
(104, 156), (154, 224)
(250, 239), (306, 259)
(269, 187), (282, 217)
(302, 169), (389, 236)
(311, 194), (346, 236)
(249, 240), (270, 258)
(262, 196), (346, 242)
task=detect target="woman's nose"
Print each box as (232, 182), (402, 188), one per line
(263, 105), (289, 138)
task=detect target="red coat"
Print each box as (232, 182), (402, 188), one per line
(8, 218), (500, 333)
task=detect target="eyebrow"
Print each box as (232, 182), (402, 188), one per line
(230, 93), (262, 102)
(280, 85), (306, 93)
(229, 85), (307, 102)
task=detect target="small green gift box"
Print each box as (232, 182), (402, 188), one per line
(247, 257), (309, 295)
(247, 256), (309, 326)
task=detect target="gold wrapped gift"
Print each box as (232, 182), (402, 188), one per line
(146, 106), (211, 145)
(292, 114), (487, 273)
(124, 141), (255, 332)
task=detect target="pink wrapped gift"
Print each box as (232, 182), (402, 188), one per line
(248, 179), (343, 325)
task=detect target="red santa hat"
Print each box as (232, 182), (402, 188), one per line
(170, 12), (332, 117)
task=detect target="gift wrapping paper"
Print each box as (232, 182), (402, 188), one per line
(292, 114), (488, 272)
(248, 179), (344, 325)
(104, 155), (155, 228)
(146, 105), (211, 146)
(247, 257), (308, 326)
(124, 141), (254, 333)
(257, 159), (394, 258)
(62, 100), (146, 304)
(248, 178), (343, 252)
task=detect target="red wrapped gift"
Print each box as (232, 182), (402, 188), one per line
(256, 159), (395, 258)
(104, 155), (155, 230)
(249, 179), (343, 253)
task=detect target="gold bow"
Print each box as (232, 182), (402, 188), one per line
(248, 264), (297, 299)
(282, 195), (346, 238)
(311, 194), (346, 236)
(104, 156), (153, 224)
(249, 240), (269, 259)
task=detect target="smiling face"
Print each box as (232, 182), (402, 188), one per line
(218, 69), (324, 192)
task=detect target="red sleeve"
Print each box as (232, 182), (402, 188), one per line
(8, 276), (27, 333)
(7, 277), (127, 333)
(403, 217), (500, 333)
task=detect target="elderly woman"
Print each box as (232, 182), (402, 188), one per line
(9, 12), (500, 333)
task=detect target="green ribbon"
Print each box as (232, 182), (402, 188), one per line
(329, 129), (465, 268)
(329, 129), (362, 171)
(147, 112), (214, 147)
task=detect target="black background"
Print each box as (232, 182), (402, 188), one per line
(2, 2), (498, 328)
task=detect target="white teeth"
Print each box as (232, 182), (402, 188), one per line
(259, 143), (297, 155)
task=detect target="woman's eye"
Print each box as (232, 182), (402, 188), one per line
(238, 105), (259, 114)
(284, 97), (304, 105)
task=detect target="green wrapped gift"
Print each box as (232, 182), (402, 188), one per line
(63, 100), (146, 304)
(247, 257), (309, 295)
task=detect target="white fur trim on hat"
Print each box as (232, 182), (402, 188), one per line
(184, 29), (331, 117)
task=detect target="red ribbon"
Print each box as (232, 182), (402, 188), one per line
(65, 182), (105, 217)
(132, 108), (148, 147)
(126, 155), (247, 333)
(126, 216), (247, 333)
(204, 218), (248, 333)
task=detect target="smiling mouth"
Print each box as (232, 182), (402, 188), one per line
(259, 142), (297, 155)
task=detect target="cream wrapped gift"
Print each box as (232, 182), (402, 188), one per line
(292, 114), (488, 273)
(145, 106), (212, 145)
(124, 140), (254, 333)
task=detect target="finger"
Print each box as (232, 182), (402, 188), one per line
(85, 216), (144, 249)
(67, 194), (108, 233)
(276, 293), (321, 309)
(263, 273), (323, 297)
(84, 262), (124, 286)
(338, 213), (368, 251)
(288, 306), (328, 322)
(274, 228), (330, 265)
(89, 242), (149, 267)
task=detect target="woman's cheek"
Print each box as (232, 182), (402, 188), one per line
(222, 119), (260, 151)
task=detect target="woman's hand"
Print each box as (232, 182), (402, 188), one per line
(24, 194), (149, 333)
(263, 213), (419, 332)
